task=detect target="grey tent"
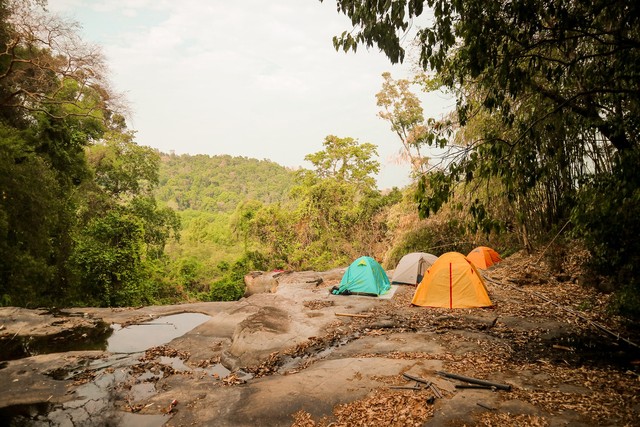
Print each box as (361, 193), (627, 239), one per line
(391, 252), (438, 285)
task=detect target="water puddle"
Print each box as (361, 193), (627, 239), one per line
(107, 312), (211, 353)
(277, 333), (359, 373)
(0, 312), (211, 362)
(205, 362), (232, 379)
(0, 323), (112, 361)
(1, 312), (215, 426)
(1, 357), (170, 427)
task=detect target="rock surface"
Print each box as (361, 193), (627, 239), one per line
(0, 253), (638, 426)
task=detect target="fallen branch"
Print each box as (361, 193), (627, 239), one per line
(552, 344), (573, 352)
(455, 384), (494, 390)
(437, 371), (512, 391)
(402, 373), (431, 385)
(403, 373), (443, 397)
(10, 325), (24, 340)
(334, 312), (371, 318)
(389, 385), (422, 390)
(429, 383), (443, 398)
(477, 402), (497, 411)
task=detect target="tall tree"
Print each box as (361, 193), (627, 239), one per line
(0, 2), (178, 307)
(303, 134), (380, 190)
(0, 1), (116, 305)
(249, 136), (390, 270)
(1, 0), (120, 124)
(72, 131), (180, 306)
(376, 72), (430, 174)
(324, 0), (638, 225)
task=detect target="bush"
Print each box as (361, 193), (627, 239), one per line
(207, 251), (268, 301)
(209, 278), (244, 301)
(572, 149), (640, 318)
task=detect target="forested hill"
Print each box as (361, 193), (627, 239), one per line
(155, 154), (297, 212)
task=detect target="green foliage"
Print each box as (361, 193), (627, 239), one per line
(384, 213), (468, 269)
(303, 135), (380, 190)
(330, 1), (639, 155)
(209, 278), (244, 302)
(0, 112), (94, 306)
(156, 154), (296, 213)
(247, 137), (396, 271)
(208, 251), (268, 301)
(143, 258), (187, 305)
(87, 130), (160, 199)
(155, 154), (297, 287)
(230, 199), (264, 253)
(71, 210), (145, 307)
(127, 195), (180, 259)
(326, 0), (424, 64)
(328, 0), (639, 269)
(176, 257), (205, 292)
(572, 150), (640, 318)
(248, 203), (297, 269)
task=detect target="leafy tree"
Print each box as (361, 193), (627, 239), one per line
(376, 72), (438, 174)
(324, 0), (640, 314)
(0, 1), (117, 305)
(327, 0), (638, 153)
(209, 251), (268, 301)
(87, 128), (160, 200)
(70, 131), (180, 306)
(71, 210), (145, 307)
(127, 195), (180, 260)
(0, 2), (184, 307)
(1, 0), (120, 124)
(0, 123), (63, 305)
(572, 150), (640, 317)
(175, 257), (205, 294)
(249, 203), (298, 269)
(326, 0), (638, 217)
(303, 135), (380, 190)
(245, 136), (394, 271)
(230, 199), (264, 254)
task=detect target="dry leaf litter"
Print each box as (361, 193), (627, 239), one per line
(289, 248), (639, 426)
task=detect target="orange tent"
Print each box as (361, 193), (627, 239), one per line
(411, 252), (492, 308)
(466, 246), (502, 270)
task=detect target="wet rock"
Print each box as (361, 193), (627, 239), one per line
(0, 308), (112, 361)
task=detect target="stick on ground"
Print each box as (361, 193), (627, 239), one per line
(437, 371), (512, 391)
(334, 312), (371, 318)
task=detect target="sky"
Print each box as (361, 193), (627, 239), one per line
(46, 0), (454, 189)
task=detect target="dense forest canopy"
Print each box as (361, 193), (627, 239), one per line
(156, 154), (296, 213)
(0, 0), (180, 307)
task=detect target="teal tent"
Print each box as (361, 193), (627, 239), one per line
(332, 256), (391, 296)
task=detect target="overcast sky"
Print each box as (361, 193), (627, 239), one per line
(47, 0), (453, 189)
